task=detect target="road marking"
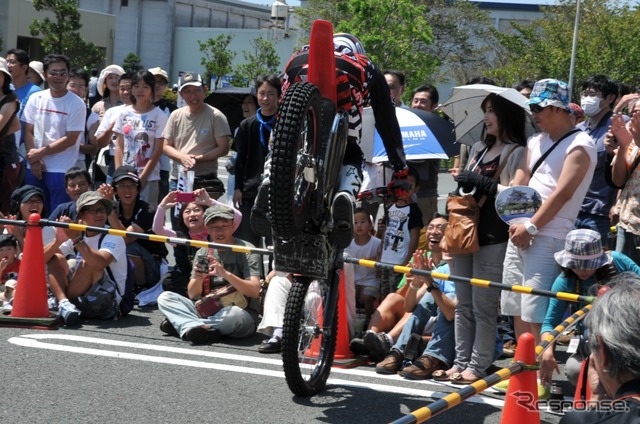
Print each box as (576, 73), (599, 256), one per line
(9, 334), (504, 407)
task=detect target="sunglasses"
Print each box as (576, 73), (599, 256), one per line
(47, 70), (69, 77)
(530, 104), (545, 113)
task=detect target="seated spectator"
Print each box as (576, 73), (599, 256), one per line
(350, 214), (449, 362)
(374, 248), (456, 380)
(540, 229), (640, 389)
(256, 270), (291, 353)
(1, 185), (54, 250)
(48, 167), (92, 220)
(99, 165), (167, 291)
(156, 204), (261, 345)
(0, 234), (20, 303)
(153, 188), (242, 297)
(45, 191), (127, 325)
(560, 278), (640, 423)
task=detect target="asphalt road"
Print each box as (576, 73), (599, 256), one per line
(0, 158), (568, 423)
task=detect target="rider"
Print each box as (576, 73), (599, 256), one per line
(251, 33), (408, 248)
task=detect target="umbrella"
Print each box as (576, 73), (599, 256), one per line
(361, 106), (456, 163)
(204, 86), (255, 133)
(440, 84), (538, 146)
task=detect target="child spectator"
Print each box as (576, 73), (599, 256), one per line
(379, 166), (423, 297)
(48, 167), (92, 221)
(347, 207), (381, 326)
(0, 234), (20, 303)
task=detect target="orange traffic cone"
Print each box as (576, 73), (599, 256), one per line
(500, 332), (540, 424)
(10, 213), (50, 318)
(306, 270), (355, 362)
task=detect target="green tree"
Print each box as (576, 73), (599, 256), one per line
(294, 0), (493, 100)
(29, 0), (103, 69)
(233, 38), (280, 86)
(489, 0), (640, 98)
(198, 35), (236, 90)
(122, 52), (143, 74)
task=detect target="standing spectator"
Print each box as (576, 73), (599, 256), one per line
(379, 166), (423, 297)
(149, 67), (177, 205)
(233, 74), (280, 247)
(113, 70), (167, 208)
(88, 68), (99, 108)
(67, 69), (100, 170)
(227, 92), (258, 207)
(0, 58), (21, 214)
(162, 71), (230, 206)
(501, 79), (596, 345)
(5, 49), (41, 185)
(410, 84), (442, 221)
(516, 79), (535, 99)
(157, 204), (261, 345)
(94, 73), (133, 185)
(27, 61), (45, 89)
(575, 75), (619, 240)
(447, 92), (526, 383)
(384, 70), (407, 108)
(22, 54), (86, 212)
(609, 112), (640, 265)
(92, 65), (124, 119)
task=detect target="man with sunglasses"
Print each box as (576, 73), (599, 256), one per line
(501, 78), (597, 347)
(22, 54), (86, 212)
(46, 191), (127, 325)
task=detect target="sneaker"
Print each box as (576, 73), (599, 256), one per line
(376, 349), (404, 374)
(349, 336), (369, 356)
(364, 331), (391, 363)
(182, 325), (221, 345)
(400, 355), (444, 380)
(250, 184), (272, 237)
(329, 192), (354, 249)
(59, 301), (81, 326)
(502, 340), (516, 358)
(159, 319), (179, 337)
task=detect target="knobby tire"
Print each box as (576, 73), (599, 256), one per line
(281, 275), (339, 397)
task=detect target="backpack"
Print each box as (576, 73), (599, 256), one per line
(99, 234), (136, 316)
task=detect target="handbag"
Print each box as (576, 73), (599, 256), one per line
(440, 145), (517, 254)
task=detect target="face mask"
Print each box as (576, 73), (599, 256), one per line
(581, 96), (604, 117)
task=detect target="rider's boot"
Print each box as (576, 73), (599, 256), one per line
(251, 156), (272, 237)
(330, 165), (361, 249)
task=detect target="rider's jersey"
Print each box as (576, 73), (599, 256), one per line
(282, 48), (407, 172)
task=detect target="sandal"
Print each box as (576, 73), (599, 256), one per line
(449, 371), (481, 385)
(432, 367), (462, 381)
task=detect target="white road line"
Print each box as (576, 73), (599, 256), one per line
(8, 334), (504, 407)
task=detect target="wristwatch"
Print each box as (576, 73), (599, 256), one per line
(524, 220), (538, 236)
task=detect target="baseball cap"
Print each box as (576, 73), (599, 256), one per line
(527, 78), (570, 111)
(148, 67), (169, 83)
(76, 191), (114, 215)
(179, 72), (203, 91)
(0, 234), (18, 248)
(204, 204), (234, 224)
(112, 165), (141, 184)
(11, 185), (44, 205)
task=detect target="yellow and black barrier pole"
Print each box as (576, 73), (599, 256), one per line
(0, 218), (274, 256)
(342, 256), (595, 304)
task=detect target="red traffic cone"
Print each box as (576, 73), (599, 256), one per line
(500, 332), (540, 424)
(334, 270), (354, 360)
(10, 213), (50, 318)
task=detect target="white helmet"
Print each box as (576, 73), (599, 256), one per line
(333, 33), (366, 55)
